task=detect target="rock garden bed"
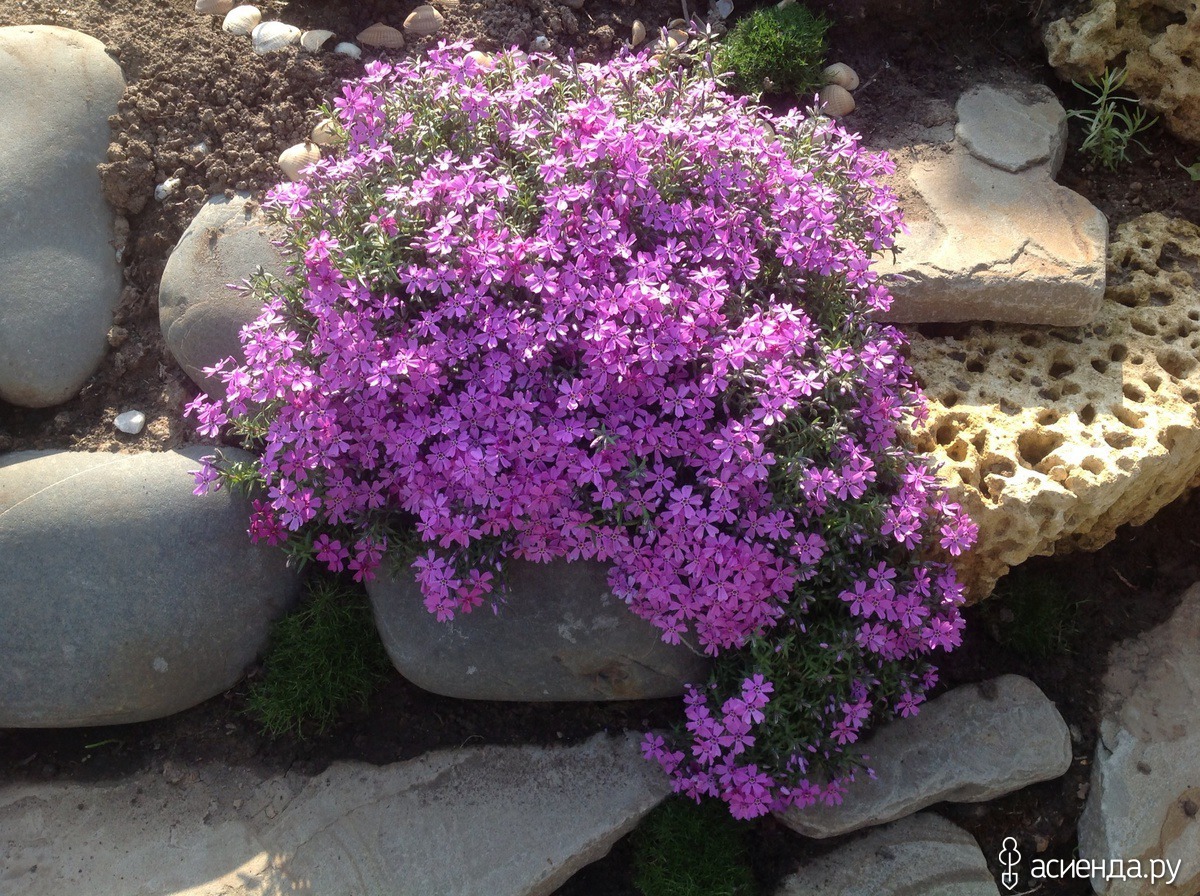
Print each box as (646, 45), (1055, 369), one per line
(3, 0), (1200, 893)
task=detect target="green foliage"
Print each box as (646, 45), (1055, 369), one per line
(632, 797), (759, 896)
(1176, 157), (1200, 181)
(712, 2), (830, 97)
(1066, 67), (1156, 172)
(245, 575), (392, 738)
(985, 566), (1084, 660)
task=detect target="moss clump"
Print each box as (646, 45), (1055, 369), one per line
(245, 575), (392, 738)
(632, 797), (759, 896)
(713, 3), (830, 98)
(985, 566), (1085, 660)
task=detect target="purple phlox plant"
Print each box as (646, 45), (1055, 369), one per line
(186, 36), (975, 818)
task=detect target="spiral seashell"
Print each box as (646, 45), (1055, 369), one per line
(631, 19), (646, 46)
(358, 22), (405, 47)
(251, 21), (300, 54)
(818, 84), (855, 118)
(823, 62), (860, 92)
(221, 4), (261, 35)
(279, 142), (321, 182)
(195, 0), (234, 15)
(334, 41), (362, 59)
(403, 6), (445, 37)
(300, 29), (334, 52)
(309, 119), (342, 147)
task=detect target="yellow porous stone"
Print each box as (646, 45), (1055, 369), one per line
(910, 213), (1200, 600)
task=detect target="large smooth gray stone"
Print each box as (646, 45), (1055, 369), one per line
(0, 732), (669, 896)
(0, 448), (300, 726)
(1078, 582), (1200, 896)
(367, 557), (711, 701)
(0, 26), (125, 407)
(776, 813), (999, 896)
(777, 675), (1072, 838)
(159, 193), (288, 396)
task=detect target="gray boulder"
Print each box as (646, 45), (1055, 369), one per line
(159, 193), (289, 396)
(0, 732), (668, 896)
(1078, 582), (1200, 896)
(778, 675), (1072, 838)
(0, 448), (300, 726)
(0, 26), (125, 407)
(366, 557), (712, 700)
(775, 813), (999, 896)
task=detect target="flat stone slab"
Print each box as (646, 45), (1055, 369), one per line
(875, 81), (1107, 326)
(0, 26), (125, 407)
(777, 675), (1071, 839)
(775, 813), (999, 896)
(0, 448), (299, 726)
(1078, 582), (1200, 896)
(367, 558), (711, 701)
(159, 193), (289, 396)
(0, 732), (668, 896)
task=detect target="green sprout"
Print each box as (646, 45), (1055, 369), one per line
(1066, 67), (1156, 172)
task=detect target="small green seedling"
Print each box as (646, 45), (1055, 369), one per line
(1066, 67), (1157, 172)
(1176, 158), (1200, 181)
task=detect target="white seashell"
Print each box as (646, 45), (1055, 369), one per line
(403, 6), (445, 37)
(334, 41), (362, 59)
(114, 411), (146, 435)
(775, 0), (794, 8)
(433, 0), (460, 7)
(667, 17), (687, 29)
(251, 21), (300, 54)
(713, 0), (733, 19)
(195, 0), (234, 14)
(358, 22), (406, 47)
(310, 118), (342, 147)
(631, 19), (646, 46)
(221, 4), (261, 35)
(818, 84), (855, 117)
(300, 29), (334, 52)
(465, 50), (495, 71)
(279, 142), (321, 182)
(823, 62), (860, 91)
(154, 176), (180, 201)
(666, 29), (688, 50)
(532, 34), (550, 51)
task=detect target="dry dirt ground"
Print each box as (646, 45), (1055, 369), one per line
(1, 0), (1200, 892)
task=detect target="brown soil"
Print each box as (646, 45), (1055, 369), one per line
(1, 0), (1199, 893)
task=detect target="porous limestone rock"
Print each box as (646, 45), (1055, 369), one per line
(775, 813), (999, 896)
(876, 81), (1107, 326)
(911, 214), (1200, 600)
(0, 732), (668, 896)
(1045, 0), (1200, 145)
(777, 676), (1071, 839)
(1077, 582), (1200, 896)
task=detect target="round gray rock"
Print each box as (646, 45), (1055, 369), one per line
(0, 448), (301, 727)
(367, 558), (712, 701)
(159, 193), (289, 396)
(0, 26), (125, 408)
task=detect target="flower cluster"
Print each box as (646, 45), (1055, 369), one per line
(187, 38), (975, 818)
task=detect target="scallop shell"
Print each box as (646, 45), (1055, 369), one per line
(667, 17), (687, 29)
(279, 142), (321, 182)
(300, 29), (335, 51)
(358, 22), (406, 47)
(465, 50), (495, 71)
(403, 6), (444, 37)
(310, 119), (342, 147)
(195, 0), (234, 15)
(823, 62), (860, 92)
(221, 4), (261, 35)
(252, 21), (301, 54)
(818, 84), (855, 118)
(631, 19), (646, 46)
(665, 29), (688, 50)
(334, 41), (362, 59)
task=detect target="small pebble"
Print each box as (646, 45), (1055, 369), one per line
(334, 41), (362, 59)
(114, 410), (146, 434)
(107, 326), (129, 348)
(532, 34), (550, 51)
(154, 177), (180, 201)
